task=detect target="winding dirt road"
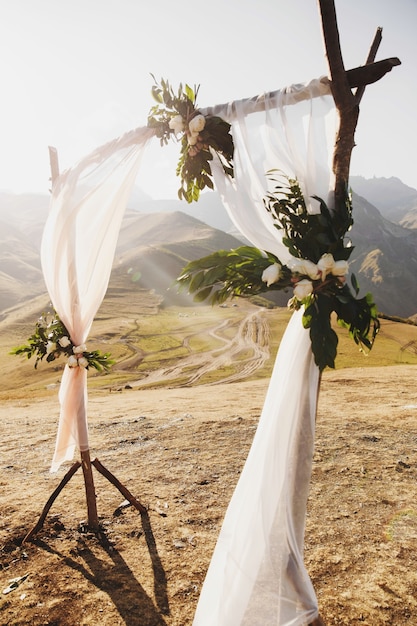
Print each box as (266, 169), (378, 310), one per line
(129, 309), (270, 388)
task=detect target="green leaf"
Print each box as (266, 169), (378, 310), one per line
(193, 286), (214, 302)
(235, 246), (265, 259)
(351, 273), (360, 295)
(308, 309), (338, 370)
(200, 266), (225, 287)
(151, 88), (163, 104)
(188, 271), (206, 292)
(185, 83), (195, 103)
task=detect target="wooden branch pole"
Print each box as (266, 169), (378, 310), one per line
(48, 146), (59, 188)
(317, 0), (400, 213)
(22, 148), (147, 542)
(92, 458), (147, 514)
(201, 58), (400, 120)
(81, 448), (100, 531)
(23, 461), (82, 542)
(23, 453), (148, 542)
(310, 4), (400, 625)
(317, 0), (359, 212)
(354, 26), (383, 104)
(47, 148), (99, 532)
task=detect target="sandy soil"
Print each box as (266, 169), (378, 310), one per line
(1, 362), (417, 625)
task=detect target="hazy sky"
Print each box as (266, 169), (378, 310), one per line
(0, 0), (415, 198)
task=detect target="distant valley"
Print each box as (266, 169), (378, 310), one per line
(0, 175), (416, 319)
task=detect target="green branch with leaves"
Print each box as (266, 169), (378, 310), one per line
(177, 173), (379, 371)
(147, 76), (234, 203)
(11, 311), (114, 372)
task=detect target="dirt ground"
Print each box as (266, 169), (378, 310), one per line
(1, 364), (417, 626)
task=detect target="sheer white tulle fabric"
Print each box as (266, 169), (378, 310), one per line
(193, 79), (337, 625)
(202, 78), (336, 262)
(41, 127), (154, 472)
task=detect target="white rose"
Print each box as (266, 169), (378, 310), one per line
(188, 114), (205, 134)
(332, 259), (349, 277)
(317, 253), (336, 280)
(168, 115), (185, 134)
(46, 341), (57, 355)
(67, 355), (78, 368)
(58, 336), (71, 348)
(287, 257), (320, 280)
(293, 279), (314, 300)
(187, 133), (198, 146)
(261, 263), (282, 287)
(73, 344), (87, 354)
(78, 356), (89, 368)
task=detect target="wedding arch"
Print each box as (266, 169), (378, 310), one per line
(16, 1), (400, 625)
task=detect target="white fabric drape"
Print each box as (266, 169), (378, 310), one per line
(193, 310), (320, 625)
(193, 79), (337, 625)
(203, 78), (336, 260)
(41, 127), (154, 472)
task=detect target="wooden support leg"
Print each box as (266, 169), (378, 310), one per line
(80, 448), (99, 531)
(92, 457), (147, 514)
(23, 461), (81, 543)
(23, 455), (146, 543)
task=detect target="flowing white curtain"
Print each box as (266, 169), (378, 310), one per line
(193, 311), (320, 625)
(193, 79), (337, 625)
(202, 78), (336, 260)
(41, 127), (154, 472)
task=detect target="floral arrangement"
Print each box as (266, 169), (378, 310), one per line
(147, 76), (234, 203)
(177, 173), (380, 371)
(11, 311), (114, 372)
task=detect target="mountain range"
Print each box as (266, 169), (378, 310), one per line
(0, 176), (416, 319)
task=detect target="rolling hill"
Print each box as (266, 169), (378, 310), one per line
(348, 192), (417, 318)
(350, 175), (417, 228)
(0, 177), (416, 318)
